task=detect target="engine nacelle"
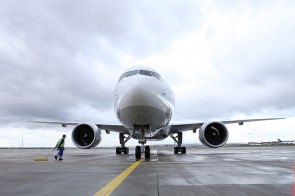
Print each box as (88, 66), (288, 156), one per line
(199, 121), (229, 148)
(71, 123), (102, 149)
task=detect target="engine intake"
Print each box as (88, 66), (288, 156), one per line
(199, 121), (229, 148)
(72, 123), (101, 149)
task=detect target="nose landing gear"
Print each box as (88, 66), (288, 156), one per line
(145, 146), (150, 159)
(135, 140), (150, 160)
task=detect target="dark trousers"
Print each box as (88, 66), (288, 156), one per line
(57, 148), (64, 158)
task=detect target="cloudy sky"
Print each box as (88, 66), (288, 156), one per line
(0, 0), (294, 148)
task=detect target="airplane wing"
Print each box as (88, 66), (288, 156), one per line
(170, 118), (284, 134)
(28, 117), (284, 135)
(96, 124), (129, 134)
(26, 121), (130, 134)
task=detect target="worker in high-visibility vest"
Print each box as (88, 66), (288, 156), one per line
(54, 134), (66, 161)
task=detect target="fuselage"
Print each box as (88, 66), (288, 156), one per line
(114, 66), (175, 140)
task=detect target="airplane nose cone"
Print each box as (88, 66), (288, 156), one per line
(117, 85), (161, 110)
(116, 85), (169, 131)
(131, 86), (149, 99)
(120, 87), (154, 109)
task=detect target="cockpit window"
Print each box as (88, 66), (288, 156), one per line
(119, 69), (163, 82)
(126, 70), (138, 77)
(139, 70), (152, 76)
(151, 71), (163, 82)
(118, 70), (138, 81)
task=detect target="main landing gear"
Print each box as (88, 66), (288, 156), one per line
(170, 132), (186, 154)
(116, 133), (131, 155)
(135, 140), (150, 160)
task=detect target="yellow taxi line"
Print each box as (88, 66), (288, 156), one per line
(93, 159), (142, 196)
(90, 161), (192, 165)
(143, 161), (193, 164)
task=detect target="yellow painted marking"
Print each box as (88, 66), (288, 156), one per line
(89, 162), (132, 165)
(143, 161), (193, 164)
(90, 161), (192, 165)
(93, 159), (142, 196)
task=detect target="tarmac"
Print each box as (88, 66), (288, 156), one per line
(0, 145), (294, 196)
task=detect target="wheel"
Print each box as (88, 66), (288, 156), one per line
(181, 147), (186, 154)
(145, 146), (150, 159)
(124, 147), (129, 154)
(135, 146), (141, 159)
(174, 147), (178, 154)
(116, 147), (121, 154)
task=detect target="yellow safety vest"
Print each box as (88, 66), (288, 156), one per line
(57, 138), (65, 148)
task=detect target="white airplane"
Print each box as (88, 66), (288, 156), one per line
(277, 139), (295, 144)
(31, 65), (284, 159)
(249, 139), (295, 145)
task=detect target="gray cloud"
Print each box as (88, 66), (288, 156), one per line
(169, 1), (295, 122)
(0, 1), (294, 147)
(0, 0), (202, 124)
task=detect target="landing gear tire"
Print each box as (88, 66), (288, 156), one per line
(135, 146), (141, 159)
(145, 146), (150, 159)
(117, 133), (131, 155)
(174, 147), (178, 154)
(181, 147), (186, 154)
(123, 147), (129, 154)
(116, 147), (121, 154)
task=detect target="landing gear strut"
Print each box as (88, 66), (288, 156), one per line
(116, 133), (131, 155)
(170, 132), (186, 154)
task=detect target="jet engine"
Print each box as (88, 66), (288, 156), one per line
(199, 121), (229, 148)
(72, 123), (102, 149)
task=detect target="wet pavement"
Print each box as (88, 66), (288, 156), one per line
(0, 146), (294, 196)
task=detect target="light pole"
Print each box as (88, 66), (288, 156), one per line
(22, 134), (24, 148)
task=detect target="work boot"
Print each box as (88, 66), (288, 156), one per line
(54, 156), (57, 160)
(59, 158), (63, 161)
